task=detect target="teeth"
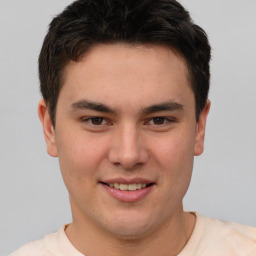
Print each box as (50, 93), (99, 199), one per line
(128, 184), (137, 190)
(137, 183), (142, 189)
(120, 184), (128, 191)
(108, 183), (148, 191)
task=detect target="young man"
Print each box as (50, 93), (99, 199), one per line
(10, 0), (256, 255)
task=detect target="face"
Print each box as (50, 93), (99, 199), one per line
(39, 43), (209, 239)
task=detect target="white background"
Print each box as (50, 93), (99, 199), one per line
(1, 0), (256, 255)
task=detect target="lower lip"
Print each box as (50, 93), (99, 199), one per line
(101, 184), (154, 202)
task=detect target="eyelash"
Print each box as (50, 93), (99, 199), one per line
(81, 117), (111, 126)
(145, 117), (176, 125)
(81, 116), (176, 126)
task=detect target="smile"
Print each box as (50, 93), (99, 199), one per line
(104, 183), (151, 191)
(100, 181), (155, 202)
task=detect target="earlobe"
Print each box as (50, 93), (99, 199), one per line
(194, 100), (211, 156)
(38, 99), (58, 157)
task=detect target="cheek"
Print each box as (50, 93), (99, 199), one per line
(159, 137), (194, 195)
(56, 132), (109, 191)
(57, 130), (108, 165)
(151, 130), (195, 191)
(153, 132), (195, 167)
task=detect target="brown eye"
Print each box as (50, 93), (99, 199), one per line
(90, 117), (104, 125)
(152, 117), (166, 125)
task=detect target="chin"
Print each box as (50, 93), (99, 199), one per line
(108, 225), (152, 240)
(101, 211), (158, 240)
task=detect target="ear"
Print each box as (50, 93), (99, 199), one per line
(38, 99), (58, 157)
(194, 100), (210, 156)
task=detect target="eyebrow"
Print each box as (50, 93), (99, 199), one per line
(71, 100), (116, 114)
(141, 101), (183, 114)
(71, 99), (183, 115)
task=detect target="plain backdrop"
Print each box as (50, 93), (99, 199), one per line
(1, 0), (256, 255)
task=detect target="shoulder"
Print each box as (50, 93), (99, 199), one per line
(9, 239), (47, 256)
(200, 214), (256, 240)
(9, 229), (61, 256)
(194, 213), (256, 255)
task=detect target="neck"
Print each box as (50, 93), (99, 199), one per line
(65, 206), (196, 256)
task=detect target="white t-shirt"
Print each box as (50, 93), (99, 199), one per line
(9, 213), (256, 256)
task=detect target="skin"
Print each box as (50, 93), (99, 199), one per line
(39, 43), (210, 256)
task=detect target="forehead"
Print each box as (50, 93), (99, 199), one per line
(69, 43), (189, 81)
(60, 43), (194, 110)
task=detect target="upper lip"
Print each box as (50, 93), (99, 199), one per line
(100, 177), (155, 185)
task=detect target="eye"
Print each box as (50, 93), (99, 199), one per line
(82, 117), (108, 126)
(90, 117), (105, 125)
(151, 117), (166, 125)
(147, 117), (172, 125)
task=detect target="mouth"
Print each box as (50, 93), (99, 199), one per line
(100, 182), (154, 191)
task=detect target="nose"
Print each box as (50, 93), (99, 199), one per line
(108, 124), (149, 170)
